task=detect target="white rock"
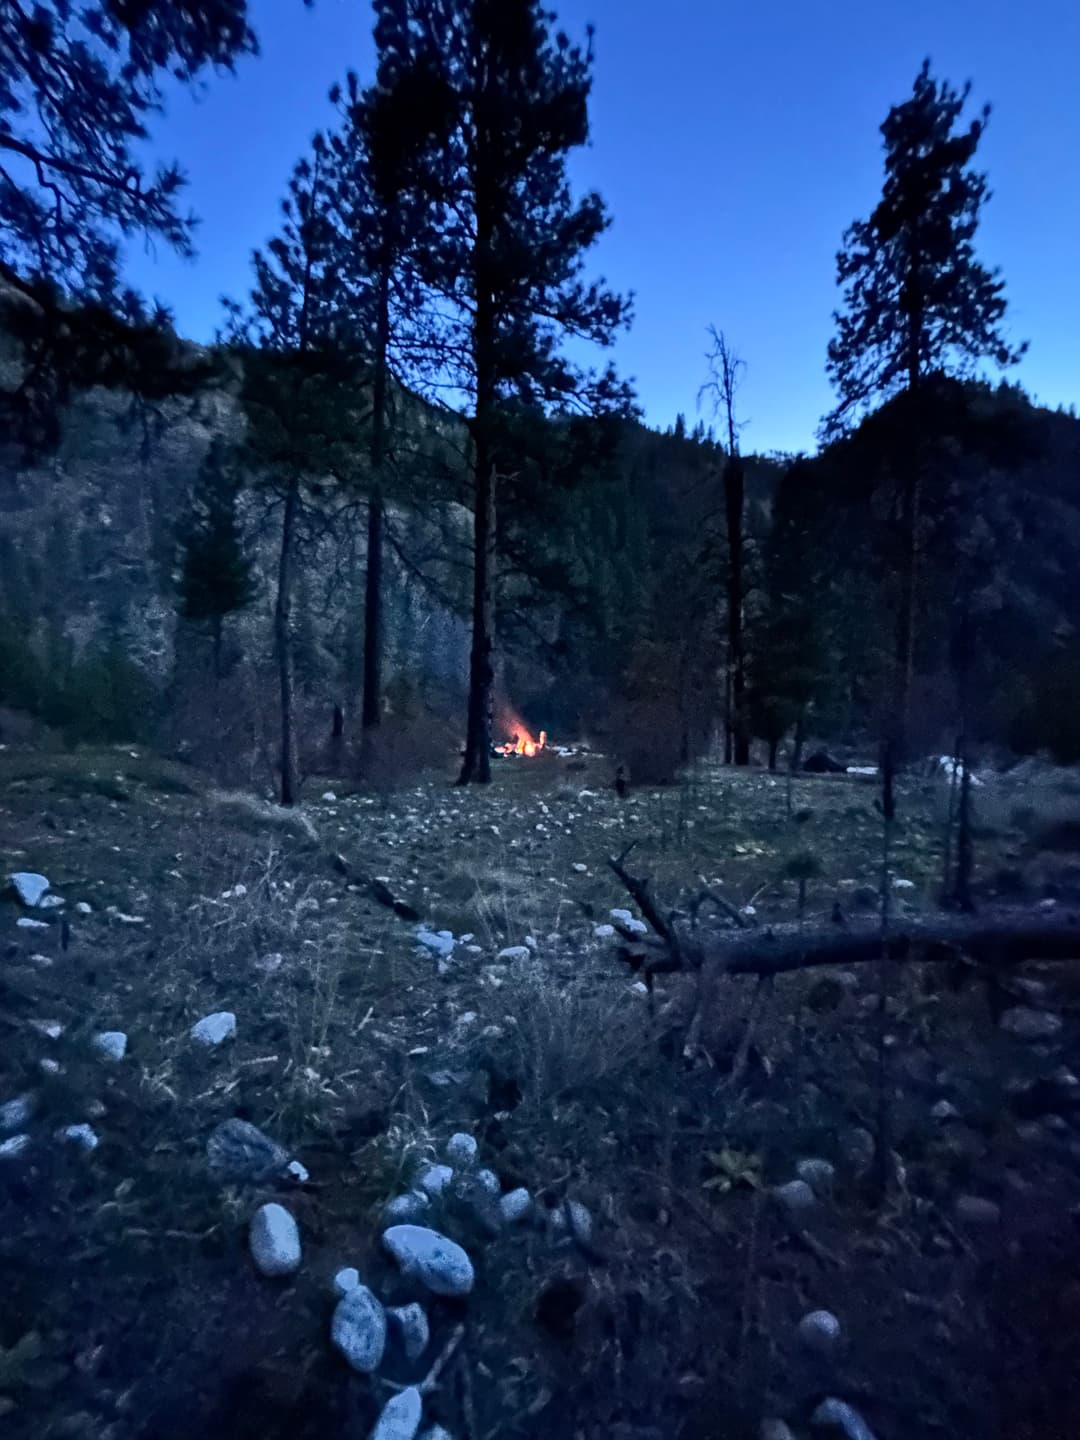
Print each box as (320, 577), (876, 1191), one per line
(891, 878), (916, 889)
(254, 951), (285, 974)
(999, 1007), (1063, 1041)
(796, 1158), (836, 1196)
(931, 1099), (960, 1121)
(416, 928), (455, 959)
(93, 1031), (127, 1061)
(610, 908), (634, 926)
(811, 1397), (878, 1439)
(0, 1093), (35, 1133)
(321, 792), (338, 802)
(249, 1203), (301, 1277)
(445, 1133), (478, 1166)
(417, 1164), (454, 1198)
(58, 1124), (99, 1152)
(190, 1011), (237, 1046)
(333, 1267), (360, 1297)
(593, 924), (615, 939)
(955, 1194), (1001, 1226)
(29, 1019), (64, 1039)
(9, 872), (49, 907)
(370, 1387), (423, 1440)
(621, 917), (649, 935)
(331, 1285), (387, 1372)
(16, 917), (49, 930)
(286, 1159), (310, 1183)
(384, 1192), (431, 1224)
(75, 902), (93, 915)
(0, 1134), (31, 1159)
(207, 1118), (289, 1181)
(387, 1302), (430, 1360)
(39, 1058), (61, 1075)
(38, 894), (65, 909)
(500, 1187), (532, 1223)
(773, 1179), (817, 1217)
(382, 1225), (475, 1297)
(474, 1168), (500, 1197)
(798, 1309), (843, 1353)
(496, 945), (531, 962)
(552, 1198), (593, 1240)
(572, 863), (588, 873)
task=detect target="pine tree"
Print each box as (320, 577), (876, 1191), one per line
(823, 60), (1025, 756)
(374, 0), (633, 784)
(178, 441), (253, 675)
(329, 59), (449, 742)
(0, 1), (277, 445)
(223, 133), (365, 805)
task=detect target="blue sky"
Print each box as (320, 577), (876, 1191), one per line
(125, 0), (1079, 455)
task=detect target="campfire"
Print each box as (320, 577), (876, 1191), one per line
(493, 709), (547, 758)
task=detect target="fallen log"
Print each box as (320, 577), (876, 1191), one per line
(700, 911), (1080, 978)
(607, 855), (1080, 981)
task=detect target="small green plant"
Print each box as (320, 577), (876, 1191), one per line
(701, 1147), (764, 1194)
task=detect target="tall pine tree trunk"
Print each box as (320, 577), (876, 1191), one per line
(724, 455), (749, 764)
(458, 181), (497, 786)
(458, 456), (495, 785)
(362, 260), (391, 737)
(893, 468), (921, 762)
(276, 476), (300, 807)
(362, 492), (384, 732)
(723, 654), (733, 764)
(893, 318), (924, 764)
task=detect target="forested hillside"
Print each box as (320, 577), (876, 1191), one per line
(3, 331), (1078, 787)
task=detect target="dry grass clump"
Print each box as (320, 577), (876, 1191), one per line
(207, 788), (320, 842)
(474, 964), (651, 1115)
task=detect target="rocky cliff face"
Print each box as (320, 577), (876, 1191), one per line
(0, 324), (472, 736)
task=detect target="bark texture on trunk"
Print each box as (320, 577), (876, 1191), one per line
(276, 476), (300, 807)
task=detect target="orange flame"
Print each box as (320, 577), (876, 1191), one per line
(495, 710), (547, 757)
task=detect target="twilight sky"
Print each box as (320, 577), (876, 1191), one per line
(124, 0), (1079, 455)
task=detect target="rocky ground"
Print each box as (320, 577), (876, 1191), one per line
(2, 744), (1080, 1440)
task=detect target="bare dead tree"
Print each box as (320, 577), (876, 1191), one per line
(699, 326), (749, 764)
